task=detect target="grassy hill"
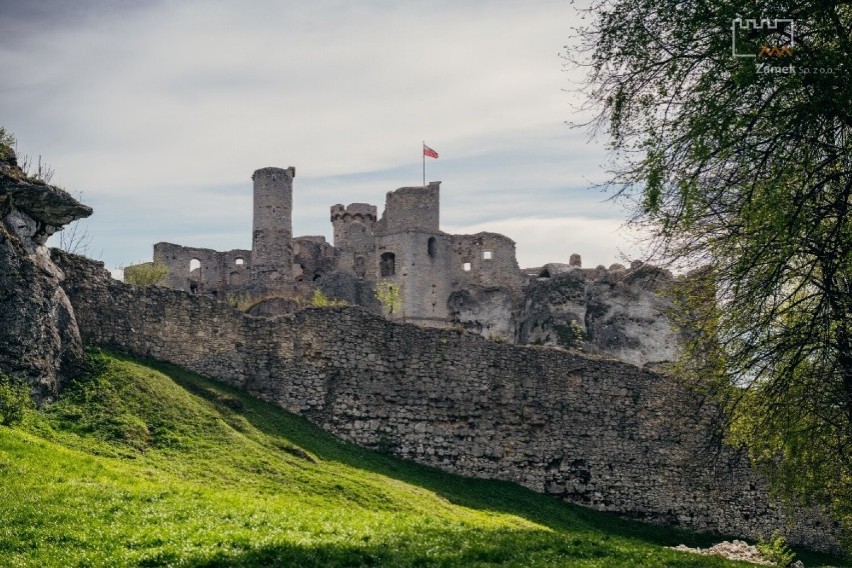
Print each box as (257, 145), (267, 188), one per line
(0, 351), (842, 567)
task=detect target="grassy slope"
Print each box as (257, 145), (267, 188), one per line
(0, 351), (842, 567)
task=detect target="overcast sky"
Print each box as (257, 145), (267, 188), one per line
(1, 0), (643, 271)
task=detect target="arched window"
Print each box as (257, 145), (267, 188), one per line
(235, 257), (245, 267)
(380, 252), (396, 277)
(189, 258), (201, 273)
(539, 269), (551, 278)
(427, 237), (436, 258)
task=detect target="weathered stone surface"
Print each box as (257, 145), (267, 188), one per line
(0, 158), (91, 238)
(56, 251), (841, 554)
(0, 152), (89, 398)
(138, 170), (683, 367)
(517, 264), (681, 365)
(448, 286), (515, 339)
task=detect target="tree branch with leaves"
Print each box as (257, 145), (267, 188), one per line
(571, 0), (851, 543)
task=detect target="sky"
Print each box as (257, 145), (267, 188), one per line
(1, 0), (644, 272)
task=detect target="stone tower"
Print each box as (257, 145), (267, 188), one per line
(374, 182), (452, 326)
(330, 203), (377, 278)
(251, 166), (295, 286)
(330, 203), (378, 250)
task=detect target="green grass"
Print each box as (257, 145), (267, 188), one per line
(0, 350), (844, 567)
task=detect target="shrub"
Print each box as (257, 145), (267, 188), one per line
(124, 262), (169, 286)
(554, 321), (586, 349)
(375, 279), (402, 316)
(309, 289), (346, 307)
(0, 373), (33, 426)
(756, 533), (795, 567)
(0, 128), (17, 166)
(226, 292), (259, 311)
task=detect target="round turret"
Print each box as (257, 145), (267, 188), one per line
(251, 166), (295, 282)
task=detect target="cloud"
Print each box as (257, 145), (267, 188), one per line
(5, 0), (627, 271)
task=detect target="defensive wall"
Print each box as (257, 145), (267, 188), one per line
(55, 251), (840, 553)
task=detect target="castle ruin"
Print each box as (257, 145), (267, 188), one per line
(143, 166), (683, 365)
(1, 147), (842, 554)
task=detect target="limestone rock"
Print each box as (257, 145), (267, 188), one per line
(0, 149), (90, 399)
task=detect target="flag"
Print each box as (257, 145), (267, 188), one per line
(423, 144), (439, 159)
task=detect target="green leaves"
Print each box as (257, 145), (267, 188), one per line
(576, 0), (852, 546)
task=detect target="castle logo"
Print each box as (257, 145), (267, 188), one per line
(731, 17), (795, 59)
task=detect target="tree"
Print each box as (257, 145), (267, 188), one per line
(572, 0), (851, 538)
(124, 262), (169, 286)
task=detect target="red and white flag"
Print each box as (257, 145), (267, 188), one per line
(423, 144), (439, 159)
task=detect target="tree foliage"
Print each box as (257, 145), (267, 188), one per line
(124, 262), (169, 287)
(573, 0), (851, 538)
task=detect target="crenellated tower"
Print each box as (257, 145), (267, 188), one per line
(330, 203), (377, 250)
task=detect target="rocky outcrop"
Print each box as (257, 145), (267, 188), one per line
(0, 147), (92, 399)
(448, 286), (515, 339)
(516, 263), (682, 365)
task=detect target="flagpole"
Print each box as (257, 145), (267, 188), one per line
(422, 141), (425, 186)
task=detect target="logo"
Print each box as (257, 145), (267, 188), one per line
(757, 45), (794, 57)
(732, 17), (795, 59)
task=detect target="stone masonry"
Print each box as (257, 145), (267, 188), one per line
(57, 251), (841, 554)
(137, 167), (684, 366)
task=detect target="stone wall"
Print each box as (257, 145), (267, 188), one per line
(374, 183), (440, 234)
(56, 251), (840, 553)
(375, 230), (454, 325)
(153, 242), (251, 294)
(451, 232), (526, 291)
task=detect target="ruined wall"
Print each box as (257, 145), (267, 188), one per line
(447, 232), (527, 339)
(374, 183), (440, 234)
(375, 231), (453, 326)
(292, 236), (337, 283)
(56, 251), (840, 553)
(451, 232), (526, 290)
(153, 242), (251, 295)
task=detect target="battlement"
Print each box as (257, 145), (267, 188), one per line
(330, 203), (378, 223)
(331, 203), (378, 252)
(732, 17), (792, 31)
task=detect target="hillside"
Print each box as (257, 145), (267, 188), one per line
(0, 351), (841, 567)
